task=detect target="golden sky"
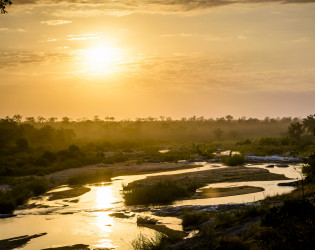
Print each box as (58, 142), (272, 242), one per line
(1, 0), (315, 119)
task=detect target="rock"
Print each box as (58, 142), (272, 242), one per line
(137, 216), (158, 225)
(265, 165), (275, 168)
(108, 212), (132, 218)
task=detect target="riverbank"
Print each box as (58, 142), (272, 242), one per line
(44, 161), (199, 187)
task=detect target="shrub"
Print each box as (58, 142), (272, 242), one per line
(223, 154), (245, 166)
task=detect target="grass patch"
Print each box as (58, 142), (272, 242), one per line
(131, 233), (168, 250)
(67, 170), (112, 185)
(123, 180), (197, 205)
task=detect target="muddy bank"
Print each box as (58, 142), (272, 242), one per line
(47, 186), (91, 201)
(197, 186), (264, 199)
(0, 233), (47, 250)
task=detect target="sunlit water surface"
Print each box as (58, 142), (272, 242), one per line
(0, 163), (302, 249)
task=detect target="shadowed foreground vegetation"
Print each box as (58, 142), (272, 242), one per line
(0, 177), (48, 214)
(131, 154), (315, 249)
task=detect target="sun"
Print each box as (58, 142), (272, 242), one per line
(82, 46), (121, 74)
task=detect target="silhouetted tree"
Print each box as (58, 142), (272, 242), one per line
(12, 114), (22, 123)
(225, 115), (233, 122)
(47, 117), (57, 123)
(0, 0), (11, 14)
(25, 117), (35, 124)
(62, 117), (71, 124)
(37, 116), (46, 123)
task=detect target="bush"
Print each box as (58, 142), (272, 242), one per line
(223, 154), (245, 166)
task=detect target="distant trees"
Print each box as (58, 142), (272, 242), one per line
(0, 0), (11, 14)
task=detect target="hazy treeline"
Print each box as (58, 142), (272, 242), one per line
(0, 115), (302, 144)
(0, 114), (314, 177)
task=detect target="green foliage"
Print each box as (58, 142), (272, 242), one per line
(123, 180), (189, 205)
(223, 154), (245, 166)
(67, 170), (112, 185)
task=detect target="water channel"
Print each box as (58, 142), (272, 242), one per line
(0, 163), (302, 249)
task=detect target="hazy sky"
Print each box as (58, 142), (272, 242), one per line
(1, 0), (315, 120)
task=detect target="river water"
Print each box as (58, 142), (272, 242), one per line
(0, 163), (302, 249)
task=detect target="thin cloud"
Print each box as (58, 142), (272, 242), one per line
(67, 33), (99, 41)
(40, 20), (72, 26)
(13, 1), (315, 16)
(0, 27), (26, 32)
(0, 50), (74, 70)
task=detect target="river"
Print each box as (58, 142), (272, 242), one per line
(0, 163), (302, 249)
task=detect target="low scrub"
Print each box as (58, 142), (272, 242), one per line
(67, 170), (112, 185)
(182, 212), (212, 229)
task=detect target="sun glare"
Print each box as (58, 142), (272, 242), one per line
(83, 46), (122, 74)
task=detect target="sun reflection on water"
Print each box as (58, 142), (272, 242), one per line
(92, 185), (119, 248)
(95, 184), (117, 210)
